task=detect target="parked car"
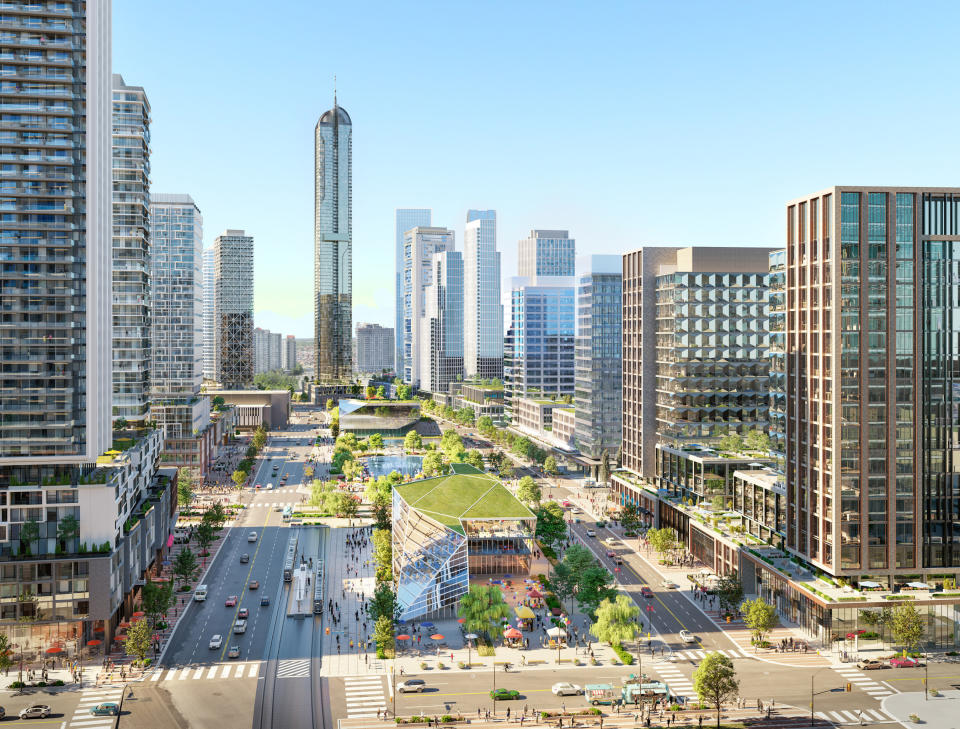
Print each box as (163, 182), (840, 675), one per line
(679, 630), (696, 644)
(398, 679), (426, 693)
(209, 634), (223, 649)
(551, 682), (582, 696)
(19, 705), (51, 719)
(238, 608), (249, 619)
(89, 703), (119, 716)
(240, 553), (250, 564)
(490, 688), (520, 700)
(890, 656), (924, 668)
(857, 658), (890, 670)
(227, 645), (240, 659)
(225, 595), (238, 607)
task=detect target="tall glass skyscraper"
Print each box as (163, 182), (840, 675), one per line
(395, 209), (431, 376)
(314, 98), (352, 381)
(420, 250), (464, 393)
(518, 230), (575, 277)
(214, 230), (254, 389)
(201, 247), (215, 381)
(0, 1), (112, 463)
(464, 210), (502, 380)
(111, 75), (151, 424)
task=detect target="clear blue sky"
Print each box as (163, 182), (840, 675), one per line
(115, 0), (960, 338)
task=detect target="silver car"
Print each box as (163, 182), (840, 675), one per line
(552, 682), (582, 696)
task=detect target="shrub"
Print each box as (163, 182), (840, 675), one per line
(441, 716), (456, 723)
(458, 661), (467, 669)
(437, 661), (445, 670)
(612, 643), (635, 665)
(52, 679), (64, 686)
(420, 661), (427, 670)
(589, 708), (602, 715)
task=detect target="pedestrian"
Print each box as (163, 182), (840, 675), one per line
(857, 710), (864, 726)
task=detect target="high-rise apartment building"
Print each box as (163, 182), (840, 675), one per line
(574, 256), (622, 462)
(463, 210), (503, 380)
(504, 276), (576, 421)
(420, 251), (464, 393)
(282, 335), (297, 373)
(768, 249), (786, 474)
(518, 230), (575, 277)
(355, 323), (395, 374)
(214, 230), (254, 389)
(314, 98), (352, 381)
(619, 247), (772, 480)
(402, 226), (455, 386)
(111, 75), (151, 424)
(395, 209), (431, 377)
(201, 247), (216, 380)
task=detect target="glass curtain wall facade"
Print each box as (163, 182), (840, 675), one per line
(768, 250), (786, 473)
(574, 256), (622, 460)
(395, 209), (431, 378)
(214, 230), (253, 389)
(518, 229), (575, 277)
(314, 102), (352, 381)
(201, 247), (215, 381)
(419, 251), (463, 393)
(402, 226), (454, 386)
(464, 210), (503, 380)
(111, 75), (151, 424)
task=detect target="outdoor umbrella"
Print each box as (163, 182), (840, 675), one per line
(464, 633), (479, 641)
(86, 640), (102, 647)
(94, 627), (105, 633)
(527, 589), (543, 599)
(396, 634), (411, 641)
(114, 635), (128, 642)
(132, 611), (145, 618)
(421, 622), (434, 628)
(430, 634), (444, 641)
(546, 627), (566, 638)
(456, 618), (466, 624)
(118, 621), (131, 629)
(503, 628), (522, 640)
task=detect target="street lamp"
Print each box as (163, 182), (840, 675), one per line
(465, 633), (478, 669)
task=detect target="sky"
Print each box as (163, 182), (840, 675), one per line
(115, 1), (960, 338)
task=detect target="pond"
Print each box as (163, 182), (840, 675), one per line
(364, 454), (423, 478)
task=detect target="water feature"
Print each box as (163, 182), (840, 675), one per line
(364, 454), (423, 478)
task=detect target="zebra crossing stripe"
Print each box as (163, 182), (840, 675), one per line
(838, 710), (859, 722)
(150, 670), (163, 681)
(207, 666), (218, 678)
(867, 710), (887, 720)
(248, 663), (259, 677)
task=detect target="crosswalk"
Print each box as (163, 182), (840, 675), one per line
(69, 686), (124, 729)
(648, 663), (695, 698)
(248, 501), (297, 508)
(276, 658), (311, 679)
(816, 709), (894, 724)
(673, 648), (750, 661)
(343, 675), (387, 718)
(149, 662), (261, 682)
(834, 667), (894, 698)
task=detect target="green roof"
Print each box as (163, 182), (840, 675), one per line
(395, 469), (535, 534)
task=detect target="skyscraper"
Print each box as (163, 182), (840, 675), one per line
(355, 323), (395, 374)
(201, 247), (216, 381)
(574, 255), (622, 462)
(214, 230), (254, 389)
(282, 335), (297, 373)
(420, 251), (464, 393)
(314, 97), (352, 381)
(396, 209), (432, 376)
(518, 230), (575, 277)
(111, 74), (151, 425)
(464, 210), (503, 380)
(402, 226), (455, 386)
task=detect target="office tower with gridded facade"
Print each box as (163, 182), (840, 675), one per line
(111, 74), (151, 424)
(314, 98), (352, 381)
(201, 247), (215, 380)
(419, 251), (463, 393)
(355, 323), (394, 374)
(402, 226), (455, 386)
(214, 230), (254, 389)
(518, 229), (575, 277)
(464, 210), (503, 380)
(395, 209), (431, 377)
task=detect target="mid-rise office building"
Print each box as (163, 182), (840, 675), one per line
(463, 210), (503, 380)
(402, 226), (455, 386)
(504, 276), (576, 421)
(518, 229), (575, 277)
(395, 209), (432, 377)
(214, 230), (254, 389)
(282, 335), (297, 373)
(420, 251), (464, 393)
(111, 74), (151, 424)
(574, 255), (622, 464)
(314, 98), (352, 381)
(355, 323), (394, 374)
(201, 247), (216, 380)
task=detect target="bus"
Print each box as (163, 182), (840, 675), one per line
(283, 535), (298, 582)
(313, 560), (324, 614)
(282, 505), (293, 522)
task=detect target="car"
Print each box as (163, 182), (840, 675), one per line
(227, 645), (240, 659)
(607, 550), (616, 558)
(249, 580), (260, 590)
(225, 595), (238, 607)
(890, 656), (924, 668)
(238, 608), (249, 619)
(661, 580), (679, 589)
(260, 595), (271, 606)
(240, 553), (250, 564)
(398, 679), (426, 693)
(89, 703), (120, 716)
(551, 682), (582, 696)
(586, 529), (597, 537)
(605, 537), (618, 545)
(19, 705), (51, 719)
(490, 688), (520, 701)
(284, 473), (290, 479)
(641, 587), (654, 598)
(857, 658), (891, 670)
(233, 619), (247, 634)
(255, 483), (261, 489)
(679, 630), (696, 644)
(209, 634), (223, 649)
(248, 531), (258, 542)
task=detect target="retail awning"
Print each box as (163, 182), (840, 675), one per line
(515, 605), (535, 620)
(860, 580), (882, 589)
(546, 626), (566, 638)
(906, 582), (929, 589)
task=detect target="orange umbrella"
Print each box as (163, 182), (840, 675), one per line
(45, 645), (63, 654)
(457, 618), (466, 624)
(118, 621), (131, 629)
(132, 611), (145, 618)
(503, 628), (523, 640)
(396, 634), (411, 641)
(114, 635), (128, 642)
(86, 639), (102, 647)
(94, 626), (105, 633)
(430, 634), (444, 640)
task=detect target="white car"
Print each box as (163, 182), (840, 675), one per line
(586, 529), (597, 537)
(248, 531), (258, 542)
(233, 619), (247, 634)
(679, 630), (696, 644)
(552, 682), (582, 696)
(661, 580), (679, 590)
(209, 634), (223, 649)
(604, 536), (618, 545)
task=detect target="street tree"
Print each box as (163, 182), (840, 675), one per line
(365, 385), (376, 399)
(195, 521), (216, 557)
(376, 385), (385, 399)
(599, 449), (610, 484)
(465, 450), (485, 471)
(576, 566), (618, 619)
(543, 456), (558, 475)
(330, 492), (359, 519)
(516, 476), (541, 505)
(421, 452), (445, 477)
(458, 585), (511, 640)
(125, 617), (153, 664)
(693, 652), (739, 728)
(373, 615), (395, 658)
(326, 398), (334, 411)
(371, 492), (391, 531)
(141, 578), (175, 628)
(0, 633), (13, 676)
(590, 594), (641, 647)
(177, 468), (194, 508)
(646, 527), (676, 561)
(373, 529), (392, 582)
(715, 572), (744, 614)
(368, 433), (384, 449)
(172, 548), (199, 589)
(204, 503), (227, 531)
(741, 597), (778, 645)
(397, 384), (412, 400)
(535, 502), (567, 550)
(619, 505), (644, 534)
(367, 582), (400, 623)
(890, 604), (926, 654)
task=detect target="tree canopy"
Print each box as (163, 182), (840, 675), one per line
(457, 585), (511, 639)
(693, 652), (739, 728)
(590, 594), (640, 646)
(516, 476), (541, 505)
(741, 597), (778, 644)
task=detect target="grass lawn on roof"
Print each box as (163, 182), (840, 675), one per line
(396, 472), (533, 521)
